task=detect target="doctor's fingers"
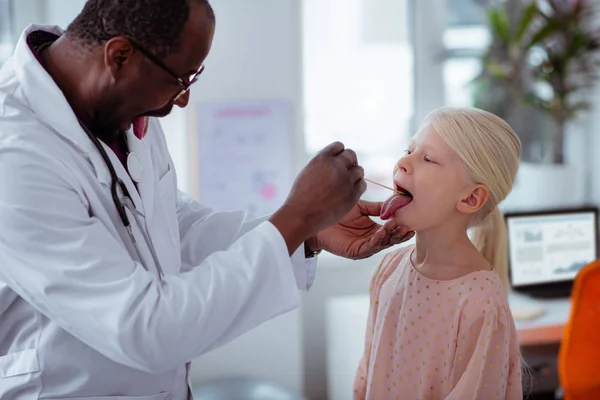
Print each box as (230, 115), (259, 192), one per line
(336, 148), (359, 170)
(381, 219), (409, 236)
(350, 165), (365, 188)
(378, 223), (412, 247)
(390, 230), (414, 245)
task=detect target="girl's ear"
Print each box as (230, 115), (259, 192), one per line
(456, 184), (488, 215)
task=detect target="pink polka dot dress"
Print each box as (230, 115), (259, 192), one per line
(353, 245), (523, 400)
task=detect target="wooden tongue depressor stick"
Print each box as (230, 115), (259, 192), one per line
(363, 178), (403, 195)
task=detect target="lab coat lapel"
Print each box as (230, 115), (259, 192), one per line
(125, 129), (155, 220)
(15, 25), (90, 153)
(92, 141), (145, 215)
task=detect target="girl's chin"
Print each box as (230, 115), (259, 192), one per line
(390, 207), (422, 231)
(389, 212), (411, 228)
(390, 204), (410, 220)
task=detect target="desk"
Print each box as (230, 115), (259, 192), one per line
(508, 291), (571, 346)
(325, 292), (571, 400)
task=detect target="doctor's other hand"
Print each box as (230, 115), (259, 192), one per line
(311, 200), (415, 260)
(269, 141), (366, 254)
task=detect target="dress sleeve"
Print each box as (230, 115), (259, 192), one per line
(353, 247), (410, 399)
(445, 303), (523, 400)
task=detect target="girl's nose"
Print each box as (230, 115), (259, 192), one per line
(395, 156), (412, 176)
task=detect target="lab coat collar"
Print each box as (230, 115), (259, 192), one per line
(13, 25), (151, 215)
(14, 25), (91, 155)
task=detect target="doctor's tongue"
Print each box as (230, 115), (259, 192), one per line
(133, 117), (149, 139)
(132, 104), (175, 138)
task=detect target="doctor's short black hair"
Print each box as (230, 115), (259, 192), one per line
(66, 0), (215, 58)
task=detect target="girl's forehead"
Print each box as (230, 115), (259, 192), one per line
(412, 125), (451, 152)
(412, 123), (439, 142)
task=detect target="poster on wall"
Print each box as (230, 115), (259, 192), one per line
(194, 100), (294, 217)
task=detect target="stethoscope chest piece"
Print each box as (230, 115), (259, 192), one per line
(127, 152), (143, 183)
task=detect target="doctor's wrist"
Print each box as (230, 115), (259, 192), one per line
(304, 235), (322, 258)
(269, 206), (313, 256)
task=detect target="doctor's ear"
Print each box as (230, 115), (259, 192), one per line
(104, 37), (136, 75)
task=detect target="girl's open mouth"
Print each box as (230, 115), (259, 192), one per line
(380, 184), (413, 220)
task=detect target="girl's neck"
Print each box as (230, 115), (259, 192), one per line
(413, 222), (486, 279)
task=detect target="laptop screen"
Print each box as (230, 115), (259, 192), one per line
(506, 209), (598, 287)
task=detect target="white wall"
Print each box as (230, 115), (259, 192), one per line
(10, 0), (45, 38)
(44, 0), (85, 29)
(591, 100), (600, 207)
(589, 11), (600, 208)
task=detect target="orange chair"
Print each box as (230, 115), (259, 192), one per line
(558, 260), (600, 400)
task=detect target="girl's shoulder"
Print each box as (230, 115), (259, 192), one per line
(455, 270), (514, 326)
(369, 244), (414, 293)
(377, 244), (414, 275)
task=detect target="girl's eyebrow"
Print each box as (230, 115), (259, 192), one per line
(411, 142), (438, 154)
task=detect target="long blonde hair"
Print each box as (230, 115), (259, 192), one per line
(424, 107), (521, 291)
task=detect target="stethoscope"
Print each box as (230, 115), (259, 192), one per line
(79, 121), (165, 279)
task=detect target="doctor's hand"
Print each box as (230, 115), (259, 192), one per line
(270, 141), (366, 255)
(310, 200), (414, 260)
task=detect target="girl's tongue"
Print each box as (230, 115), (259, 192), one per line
(380, 193), (412, 220)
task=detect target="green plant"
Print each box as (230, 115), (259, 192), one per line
(471, 0), (544, 161)
(473, 1), (538, 105)
(472, 0), (600, 164)
(525, 0), (600, 164)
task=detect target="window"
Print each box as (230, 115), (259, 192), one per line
(302, 0), (414, 203)
(442, 0), (489, 108)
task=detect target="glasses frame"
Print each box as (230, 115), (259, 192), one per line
(126, 37), (204, 101)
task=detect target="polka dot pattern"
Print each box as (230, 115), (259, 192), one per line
(353, 246), (523, 399)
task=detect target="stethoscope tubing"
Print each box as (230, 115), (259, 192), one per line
(78, 121), (165, 279)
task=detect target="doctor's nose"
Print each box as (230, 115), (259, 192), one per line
(173, 90), (191, 108)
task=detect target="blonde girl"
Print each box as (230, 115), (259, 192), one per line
(353, 107), (522, 399)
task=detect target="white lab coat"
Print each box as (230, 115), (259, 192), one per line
(0, 25), (317, 399)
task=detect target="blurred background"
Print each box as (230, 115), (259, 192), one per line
(2, 0), (600, 399)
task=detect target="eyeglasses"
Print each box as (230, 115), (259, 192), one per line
(126, 37), (204, 102)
